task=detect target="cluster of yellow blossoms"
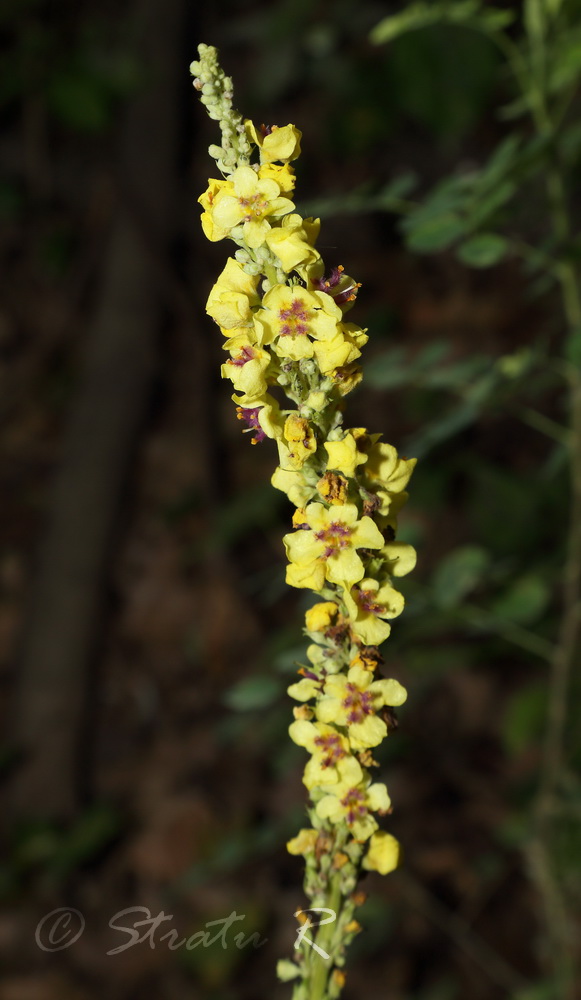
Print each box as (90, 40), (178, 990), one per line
(193, 43), (415, 998)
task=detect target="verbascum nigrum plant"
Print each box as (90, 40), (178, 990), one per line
(192, 43), (416, 1000)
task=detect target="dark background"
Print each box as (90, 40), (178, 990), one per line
(0, 1), (577, 998)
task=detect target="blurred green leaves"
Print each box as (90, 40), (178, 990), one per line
(503, 682), (547, 755)
(0, 9), (142, 132)
(0, 805), (120, 896)
(224, 675), (283, 712)
(456, 233), (508, 267)
(47, 49), (141, 132)
(431, 546), (491, 610)
(370, 1), (515, 45)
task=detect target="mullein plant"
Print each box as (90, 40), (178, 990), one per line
(192, 43), (416, 1000)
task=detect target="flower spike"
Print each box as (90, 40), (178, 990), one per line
(192, 43), (415, 999)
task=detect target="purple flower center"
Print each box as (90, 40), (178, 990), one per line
(230, 345), (256, 367)
(314, 733), (346, 768)
(314, 521), (352, 559)
(238, 194), (269, 221)
(278, 298), (312, 337)
(236, 406), (266, 444)
(341, 787), (368, 825)
(357, 589), (385, 616)
(342, 683), (374, 724)
(311, 264), (360, 305)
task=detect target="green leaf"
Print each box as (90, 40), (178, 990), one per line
(477, 134), (521, 188)
(365, 342), (452, 390)
(565, 328), (581, 366)
(503, 682), (547, 756)
(432, 545), (491, 609)
(224, 676), (282, 711)
(524, 0), (546, 42)
(370, 2), (449, 44)
(491, 574), (550, 625)
(513, 980), (559, 1000)
(457, 232), (508, 267)
(406, 400), (479, 455)
(401, 174), (475, 251)
(549, 28), (581, 93)
(364, 348), (409, 389)
(421, 356), (491, 387)
(405, 211), (466, 252)
(370, 1), (514, 45)
(376, 172), (418, 208)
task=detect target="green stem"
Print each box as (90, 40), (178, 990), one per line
(516, 405), (571, 446)
(463, 604), (554, 661)
(518, 14), (581, 995)
(309, 875), (343, 1000)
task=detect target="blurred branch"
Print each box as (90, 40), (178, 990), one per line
(9, 0), (186, 820)
(522, 9), (581, 997)
(463, 603), (554, 661)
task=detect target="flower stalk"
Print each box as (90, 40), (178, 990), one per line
(192, 43), (415, 998)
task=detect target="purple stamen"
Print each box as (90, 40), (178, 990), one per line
(236, 406), (266, 444)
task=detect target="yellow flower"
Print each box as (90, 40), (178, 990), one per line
(313, 329), (364, 375)
(350, 646), (383, 672)
(362, 831), (401, 875)
(286, 643), (345, 702)
(342, 322), (369, 352)
(245, 121), (302, 162)
(271, 443), (319, 507)
(381, 541), (417, 577)
(292, 507), (308, 529)
(375, 494), (411, 538)
(306, 261), (361, 312)
(283, 414), (317, 469)
(283, 502), (384, 590)
(315, 756), (390, 841)
(343, 578), (405, 645)
(330, 363), (363, 396)
(199, 177), (229, 212)
(206, 258), (260, 330)
(221, 334), (271, 397)
(364, 442), (416, 514)
(316, 471), (349, 505)
(258, 162), (296, 196)
(233, 393), (283, 443)
(305, 601), (339, 632)
(324, 431), (368, 479)
(199, 178), (234, 241)
(286, 828), (318, 856)
(316, 664), (407, 750)
(306, 390), (326, 411)
(265, 213), (320, 272)
(287, 675), (322, 703)
(288, 719), (350, 788)
(210, 165), (294, 248)
(254, 285), (341, 363)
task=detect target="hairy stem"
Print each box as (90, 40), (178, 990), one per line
(309, 876), (343, 1000)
